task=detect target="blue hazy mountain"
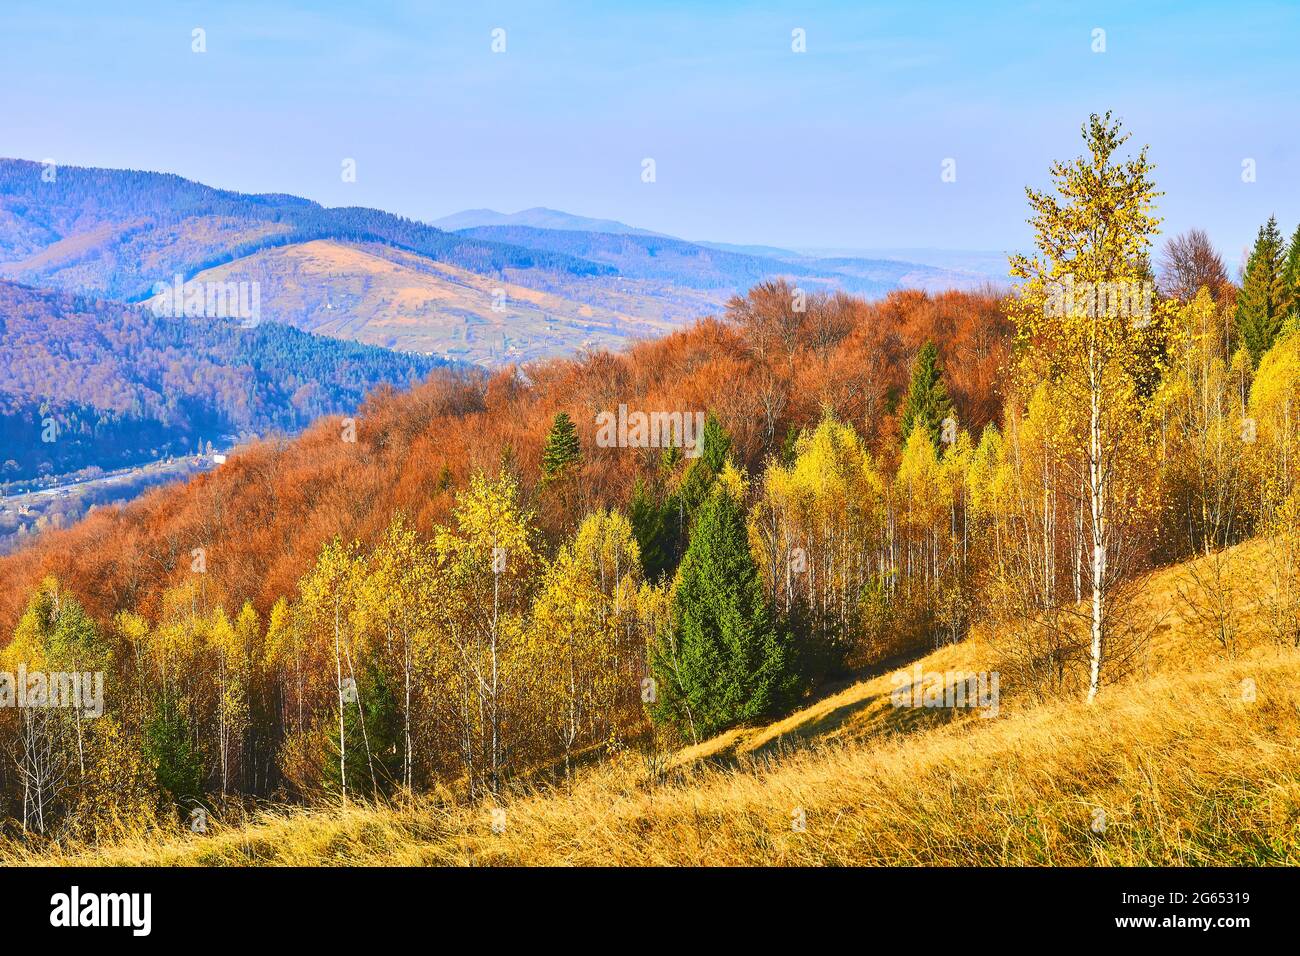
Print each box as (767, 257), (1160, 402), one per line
(456, 224), (994, 296)
(430, 206), (668, 237)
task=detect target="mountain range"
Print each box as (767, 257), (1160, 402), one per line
(436, 209), (1015, 281)
(429, 206), (668, 237)
(1, 159), (1004, 367)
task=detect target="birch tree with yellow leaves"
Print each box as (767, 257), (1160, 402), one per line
(207, 606), (249, 797)
(434, 472), (538, 794)
(528, 509), (643, 778)
(358, 514), (437, 791)
(296, 538), (363, 803)
(1249, 322), (1300, 646)
(1153, 288), (1254, 555)
(1008, 112), (1172, 703)
(751, 412), (888, 669)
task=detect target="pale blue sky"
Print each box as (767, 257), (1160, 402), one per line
(2, 0), (1296, 266)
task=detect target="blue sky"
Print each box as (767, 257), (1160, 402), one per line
(1, 0), (1296, 266)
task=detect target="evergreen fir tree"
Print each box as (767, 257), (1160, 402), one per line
(672, 413), (733, 568)
(658, 443), (682, 474)
(1281, 222), (1300, 320)
(652, 483), (800, 740)
(677, 413), (730, 519)
(698, 413), (731, 474)
(779, 423), (801, 467)
(324, 660), (403, 799)
(629, 478), (672, 581)
(899, 341), (954, 448)
(1236, 216), (1288, 365)
(144, 702), (204, 813)
(540, 411), (581, 483)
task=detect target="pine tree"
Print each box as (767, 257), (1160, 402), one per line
(664, 412), (734, 573)
(677, 413), (731, 524)
(323, 658), (402, 799)
(698, 413), (731, 474)
(1282, 222), (1300, 320)
(652, 482), (799, 740)
(144, 702), (204, 814)
(899, 341), (954, 448)
(779, 423), (801, 467)
(540, 411), (581, 483)
(1237, 216), (1288, 366)
(629, 478), (672, 581)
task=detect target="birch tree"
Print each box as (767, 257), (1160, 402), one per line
(1008, 112), (1171, 703)
(298, 538), (362, 804)
(434, 472), (537, 794)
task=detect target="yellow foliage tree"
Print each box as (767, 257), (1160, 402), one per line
(1008, 112), (1172, 702)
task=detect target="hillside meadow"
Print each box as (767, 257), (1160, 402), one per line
(5, 539), (1296, 867)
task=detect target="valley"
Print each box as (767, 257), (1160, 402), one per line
(0, 451), (220, 554)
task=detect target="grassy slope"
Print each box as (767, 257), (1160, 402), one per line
(7, 540), (1298, 866)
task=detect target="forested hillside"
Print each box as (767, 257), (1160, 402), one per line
(0, 159), (610, 301)
(0, 280), (1008, 634)
(0, 280), (444, 481)
(458, 224), (870, 291)
(155, 239), (691, 365)
(13, 537), (1296, 866)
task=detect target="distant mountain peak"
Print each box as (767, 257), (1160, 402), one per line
(429, 207), (667, 237)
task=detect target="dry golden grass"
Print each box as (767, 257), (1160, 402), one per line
(5, 539), (1297, 866)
